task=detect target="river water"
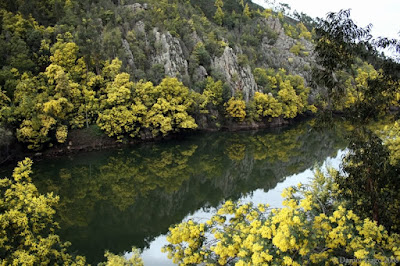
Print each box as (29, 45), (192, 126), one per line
(25, 120), (349, 265)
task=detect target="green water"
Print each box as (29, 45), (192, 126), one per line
(16, 120), (348, 264)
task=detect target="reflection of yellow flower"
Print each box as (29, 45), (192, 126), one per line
(226, 143), (246, 161)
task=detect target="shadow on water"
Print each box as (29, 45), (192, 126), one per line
(28, 120), (349, 264)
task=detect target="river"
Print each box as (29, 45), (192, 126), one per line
(20, 119), (349, 265)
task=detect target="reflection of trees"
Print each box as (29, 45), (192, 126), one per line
(34, 144), (199, 225)
(225, 143), (246, 161)
(32, 119), (348, 264)
(98, 144), (198, 210)
(250, 127), (304, 162)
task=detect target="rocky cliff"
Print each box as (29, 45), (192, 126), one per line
(152, 28), (189, 78)
(118, 2), (316, 101)
(260, 16), (314, 82)
(212, 46), (258, 102)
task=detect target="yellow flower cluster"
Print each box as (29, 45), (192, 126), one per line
(163, 220), (206, 265)
(0, 158), (86, 265)
(225, 97), (247, 122)
(101, 247), (143, 266)
(163, 168), (400, 265)
(98, 77), (198, 140)
(251, 67), (316, 121)
(253, 91), (282, 119)
(56, 124), (68, 143)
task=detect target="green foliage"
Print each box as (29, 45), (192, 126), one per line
(1, 0), (67, 25)
(253, 67), (277, 93)
(243, 3), (251, 18)
(329, 61), (386, 115)
(283, 23), (298, 39)
(315, 10), (371, 73)
(293, 11), (317, 30)
(311, 9), (397, 116)
(253, 67), (316, 119)
(0, 10), (53, 94)
(204, 31), (227, 58)
(147, 63), (165, 85)
(0, 158), (86, 265)
(192, 42), (211, 68)
(237, 54), (249, 66)
(190, 0), (258, 23)
(199, 77), (223, 111)
(336, 128), (400, 233)
(214, 6), (224, 26)
(289, 41), (308, 56)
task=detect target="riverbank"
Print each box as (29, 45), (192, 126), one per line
(0, 114), (312, 166)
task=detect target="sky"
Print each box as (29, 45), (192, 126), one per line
(252, 0), (400, 40)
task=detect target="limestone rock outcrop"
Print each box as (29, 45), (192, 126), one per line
(152, 29), (189, 78)
(212, 47), (257, 102)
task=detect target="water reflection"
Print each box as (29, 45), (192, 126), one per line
(32, 120), (348, 264)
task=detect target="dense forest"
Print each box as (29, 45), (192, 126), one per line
(1, 0), (400, 265)
(0, 0), (334, 156)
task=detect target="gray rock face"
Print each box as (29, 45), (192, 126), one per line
(121, 14), (315, 100)
(135, 21), (146, 34)
(0, 125), (13, 163)
(0, 126), (12, 147)
(260, 17), (315, 83)
(122, 39), (135, 69)
(134, 21), (149, 48)
(265, 16), (283, 35)
(212, 47), (257, 102)
(191, 32), (202, 45)
(152, 29), (189, 78)
(125, 3), (145, 13)
(193, 65), (208, 82)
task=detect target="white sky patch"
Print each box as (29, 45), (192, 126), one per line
(252, 0), (400, 39)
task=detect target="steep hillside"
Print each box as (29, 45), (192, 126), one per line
(0, 0), (317, 92)
(0, 0), (330, 156)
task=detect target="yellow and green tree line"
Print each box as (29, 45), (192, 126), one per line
(0, 10), (318, 151)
